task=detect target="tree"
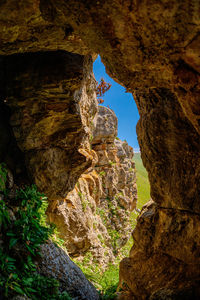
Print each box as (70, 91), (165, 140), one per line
(96, 78), (111, 104)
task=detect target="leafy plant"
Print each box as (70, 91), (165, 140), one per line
(0, 164), (71, 299)
(89, 134), (93, 143)
(0, 163), (7, 192)
(99, 171), (106, 177)
(109, 161), (116, 167)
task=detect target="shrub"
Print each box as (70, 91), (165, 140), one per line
(99, 171), (106, 177)
(0, 164), (71, 299)
(0, 163), (7, 191)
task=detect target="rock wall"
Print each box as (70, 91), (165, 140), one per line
(52, 2), (200, 298)
(0, 51), (98, 205)
(48, 106), (137, 267)
(0, 0), (200, 298)
(39, 241), (99, 300)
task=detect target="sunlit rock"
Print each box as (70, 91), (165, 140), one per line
(48, 106), (137, 267)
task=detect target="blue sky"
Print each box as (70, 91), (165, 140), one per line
(93, 56), (140, 151)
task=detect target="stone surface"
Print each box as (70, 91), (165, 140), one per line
(92, 106), (118, 144)
(0, 0), (200, 298)
(119, 199), (200, 299)
(48, 106), (137, 267)
(0, 1), (90, 56)
(0, 51), (98, 203)
(39, 241), (99, 300)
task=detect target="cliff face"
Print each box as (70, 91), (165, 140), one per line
(48, 106), (137, 266)
(0, 51), (98, 205)
(0, 0), (200, 299)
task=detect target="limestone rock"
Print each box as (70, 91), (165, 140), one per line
(0, 0), (200, 298)
(48, 106), (137, 267)
(0, 1), (90, 56)
(92, 106), (118, 144)
(0, 51), (98, 202)
(39, 241), (99, 300)
(149, 287), (200, 300)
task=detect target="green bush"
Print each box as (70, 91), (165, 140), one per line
(0, 164), (71, 299)
(0, 163), (7, 192)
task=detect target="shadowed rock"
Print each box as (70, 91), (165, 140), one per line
(39, 241), (99, 300)
(0, 0), (200, 298)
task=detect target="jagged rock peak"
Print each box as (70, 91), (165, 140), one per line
(92, 106), (118, 144)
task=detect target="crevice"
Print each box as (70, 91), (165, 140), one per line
(158, 205), (200, 216)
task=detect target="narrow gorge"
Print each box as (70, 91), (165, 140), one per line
(48, 105), (137, 267)
(0, 1), (200, 299)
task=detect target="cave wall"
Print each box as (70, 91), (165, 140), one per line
(0, 0), (200, 299)
(0, 51), (98, 204)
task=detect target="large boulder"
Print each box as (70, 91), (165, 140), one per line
(39, 241), (99, 300)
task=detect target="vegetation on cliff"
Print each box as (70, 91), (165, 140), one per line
(74, 153), (150, 299)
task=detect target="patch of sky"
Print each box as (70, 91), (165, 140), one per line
(93, 56), (140, 151)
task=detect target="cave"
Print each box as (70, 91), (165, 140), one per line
(0, 1), (200, 299)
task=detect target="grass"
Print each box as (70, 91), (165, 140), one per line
(134, 153), (151, 209)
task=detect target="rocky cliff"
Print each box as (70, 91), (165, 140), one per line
(0, 0), (200, 299)
(48, 106), (137, 267)
(0, 51), (98, 205)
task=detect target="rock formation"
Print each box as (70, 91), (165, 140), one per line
(0, 0), (200, 299)
(0, 51), (98, 206)
(48, 106), (137, 267)
(39, 241), (100, 300)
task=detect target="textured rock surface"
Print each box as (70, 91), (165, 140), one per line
(0, 0), (200, 298)
(48, 106), (137, 266)
(0, 51), (98, 204)
(51, 2), (200, 298)
(0, 1), (90, 56)
(92, 106), (118, 144)
(39, 241), (99, 300)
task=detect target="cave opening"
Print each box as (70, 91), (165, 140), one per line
(0, 98), (28, 186)
(0, 0), (199, 297)
(93, 56), (151, 211)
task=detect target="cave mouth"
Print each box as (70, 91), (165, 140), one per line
(93, 56), (151, 211)
(0, 99), (28, 186)
(0, 1), (199, 299)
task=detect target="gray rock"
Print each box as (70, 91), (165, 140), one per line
(92, 106), (118, 144)
(39, 241), (99, 300)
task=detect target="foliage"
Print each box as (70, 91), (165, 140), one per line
(99, 171), (106, 177)
(0, 164), (71, 299)
(109, 161), (116, 167)
(78, 191), (91, 212)
(74, 254), (119, 300)
(0, 163), (7, 192)
(74, 154), (150, 300)
(96, 78), (111, 104)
